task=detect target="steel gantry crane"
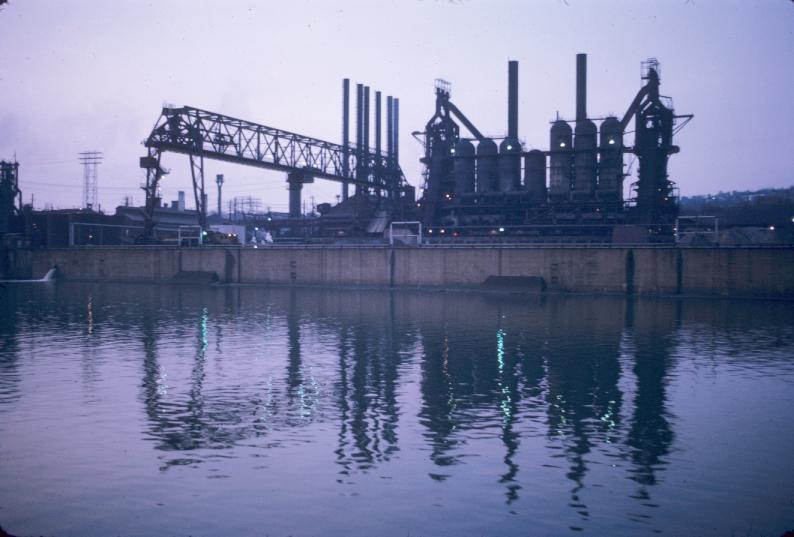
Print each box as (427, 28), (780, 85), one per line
(140, 100), (405, 240)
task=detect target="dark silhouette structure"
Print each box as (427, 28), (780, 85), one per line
(417, 54), (693, 242)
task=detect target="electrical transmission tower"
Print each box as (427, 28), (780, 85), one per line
(78, 151), (103, 210)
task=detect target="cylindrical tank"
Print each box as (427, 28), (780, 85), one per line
(598, 116), (624, 201)
(573, 119), (597, 199)
(476, 138), (498, 193)
(524, 149), (546, 201)
(453, 139), (475, 195)
(549, 120), (572, 200)
(498, 137), (521, 192)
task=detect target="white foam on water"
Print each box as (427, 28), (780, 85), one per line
(0, 267), (58, 283)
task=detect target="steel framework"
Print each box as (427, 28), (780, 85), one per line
(0, 160), (21, 234)
(141, 105), (405, 235)
(79, 151), (103, 210)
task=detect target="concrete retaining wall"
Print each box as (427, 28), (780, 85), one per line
(13, 245), (794, 298)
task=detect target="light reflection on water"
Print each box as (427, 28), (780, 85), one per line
(0, 283), (793, 536)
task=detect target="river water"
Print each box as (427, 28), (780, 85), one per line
(0, 282), (792, 537)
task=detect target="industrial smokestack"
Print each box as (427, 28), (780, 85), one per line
(342, 79), (350, 162)
(393, 97), (399, 166)
(356, 84), (363, 152)
(178, 190), (185, 212)
(356, 83), (363, 182)
(375, 91), (382, 159)
(342, 79), (350, 200)
(362, 86), (370, 195)
(508, 60), (518, 139)
(363, 86), (370, 153)
(576, 53), (587, 121)
(386, 96), (394, 165)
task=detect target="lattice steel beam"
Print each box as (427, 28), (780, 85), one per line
(144, 105), (403, 191)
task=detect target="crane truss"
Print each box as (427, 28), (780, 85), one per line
(145, 105), (402, 188)
(141, 105), (404, 234)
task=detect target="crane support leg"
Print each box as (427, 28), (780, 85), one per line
(288, 172), (304, 218)
(287, 171), (307, 236)
(189, 155), (207, 230)
(140, 148), (165, 242)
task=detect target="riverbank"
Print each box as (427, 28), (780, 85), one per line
(6, 244), (794, 299)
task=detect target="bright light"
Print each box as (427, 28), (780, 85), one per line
(428, 229), (433, 234)
(255, 227), (259, 231)
(202, 230), (208, 236)
(498, 227), (505, 232)
(450, 148), (456, 154)
(560, 142), (566, 148)
(608, 138), (615, 145)
(769, 225), (775, 231)
(506, 145), (512, 150)
(440, 229), (445, 234)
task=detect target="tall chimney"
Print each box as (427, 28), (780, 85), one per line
(342, 79), (350, 200)
(375, 91), (382, 159)
(178, 190), (185, 212)
(508, 60), (518, 139)
(386, 96), (394, 166)
(576, 53), (587, 121)
(393, 97), (399, 166)
(363, 86), (370, 153)
(361, 86), (370, 195)
(356, 83), (363, 179)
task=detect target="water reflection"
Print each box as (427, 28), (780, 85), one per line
(626, 300), (676, 508)
(0, 285), (22, 408)
(542, 297), (625, 522)
(2, 282), (793, 530)
(334, 291), (404, 474)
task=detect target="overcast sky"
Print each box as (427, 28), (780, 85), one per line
(1, 0), (792, 212)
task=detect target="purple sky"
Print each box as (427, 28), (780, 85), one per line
(1, 0), (792, 212)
